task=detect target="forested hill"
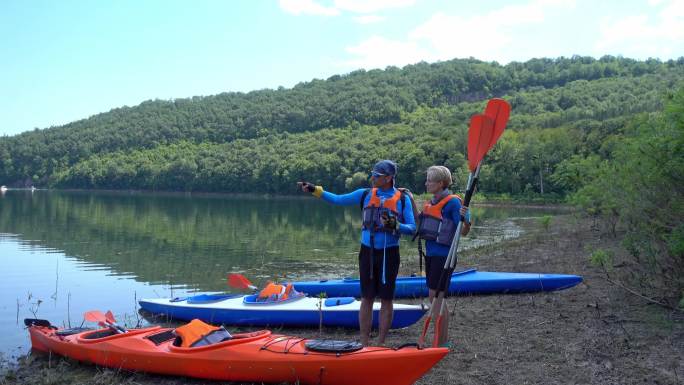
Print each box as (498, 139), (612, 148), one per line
(1, 56), (683, 195)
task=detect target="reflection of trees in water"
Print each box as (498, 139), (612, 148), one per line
(0, 191), (363, 291)
(0, 191), (561, 292)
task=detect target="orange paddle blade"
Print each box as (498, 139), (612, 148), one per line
(105, 310), (117, 324)
(433, 316), (444, 348)
(228, 273), (256, 290)
(484, 98), (510, 149)
(84, 310), (106, 324)
(467, 114), (495, 172)
(418, 315), (432, 347)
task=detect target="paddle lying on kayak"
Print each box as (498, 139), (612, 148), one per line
(84, 310), (126, 333)
(228, 273), (257, 291)
(25, 316), (447, 385)
(420, 98), (511, 348)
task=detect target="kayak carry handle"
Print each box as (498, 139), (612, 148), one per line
(24, 318), (54, 328)
(394, 342), (421, 350)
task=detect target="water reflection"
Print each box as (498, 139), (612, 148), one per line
(0, 191), (567, 291)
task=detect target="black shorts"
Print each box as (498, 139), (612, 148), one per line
(425, 255), (451, 291)
(358, 245), (400, 300)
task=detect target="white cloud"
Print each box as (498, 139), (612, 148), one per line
(343, 36), (429, 69)
(353, 15), (385, 24)
(595, 0), (684, 59)
(342, 0), (576, 69)
(278, 0), (339, 16)
(334, 0), (416, 14)
(408, 12), (512, 62)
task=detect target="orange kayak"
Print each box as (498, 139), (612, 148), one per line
(27, 319), (448, 385)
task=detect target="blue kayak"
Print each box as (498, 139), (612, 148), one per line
(139, 294), (426, 329)
(292, 269), (583, 298)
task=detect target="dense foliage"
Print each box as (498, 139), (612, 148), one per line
(0, 56), (682, 196)
(568, 88), (684, 307)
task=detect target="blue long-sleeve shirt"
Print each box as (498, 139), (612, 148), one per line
(321, 187), (416, 249)
(424, 196), (471, 257)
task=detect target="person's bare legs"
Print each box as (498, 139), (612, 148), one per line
(377, 299), (393, 345)
(359, 297), (373, 346)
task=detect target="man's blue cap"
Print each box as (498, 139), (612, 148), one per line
(371, 160), (397, 178)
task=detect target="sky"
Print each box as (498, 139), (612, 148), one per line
(0, 0), (682, 136)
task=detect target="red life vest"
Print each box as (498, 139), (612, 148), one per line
(417, 194), (462, 246)
(361, 188), (404, 232)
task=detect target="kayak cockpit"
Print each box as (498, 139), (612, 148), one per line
(77, 326), (161, 343)
(168, 329), (272, 353)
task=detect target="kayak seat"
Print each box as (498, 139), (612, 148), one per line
(173, 319), (232, 348)
(145, 329), (177, 345)
(82, 329), (119, 339)
(173, 328), (232, 348)
(192, 328), (232, 347)
(257, 283), (304, 303)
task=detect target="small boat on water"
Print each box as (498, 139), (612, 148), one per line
(139, 293), (426, 329)
(0, 185), (6, 192)
(292, 268), (583, 298)
(26, 317), (447, 385)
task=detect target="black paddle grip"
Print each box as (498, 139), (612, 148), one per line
(463, 177), (478, 207)
(436, 266), (456, 295)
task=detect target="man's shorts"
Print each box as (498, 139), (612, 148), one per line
(358, 244), (400, 300)
(425, 254), (449, 291)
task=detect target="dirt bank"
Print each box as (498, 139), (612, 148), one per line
(2, 213), (682, 385)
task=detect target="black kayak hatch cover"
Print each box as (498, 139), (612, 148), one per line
(304, 339), (363, 353)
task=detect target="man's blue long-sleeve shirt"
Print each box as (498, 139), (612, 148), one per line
(321, 187), (416, 249)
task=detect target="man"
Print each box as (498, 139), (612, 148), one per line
(298, 160), (415, 346)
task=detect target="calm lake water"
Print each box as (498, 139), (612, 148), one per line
(0, 189), (565, 366)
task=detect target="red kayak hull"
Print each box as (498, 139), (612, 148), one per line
(28, 324), (447, 385)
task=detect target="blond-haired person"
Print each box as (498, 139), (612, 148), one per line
(405, 165), (470, 347)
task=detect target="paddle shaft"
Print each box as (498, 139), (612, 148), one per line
(108, 321), (127, 334)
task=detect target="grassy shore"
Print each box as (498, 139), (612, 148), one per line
(2, 212), (682, 385)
